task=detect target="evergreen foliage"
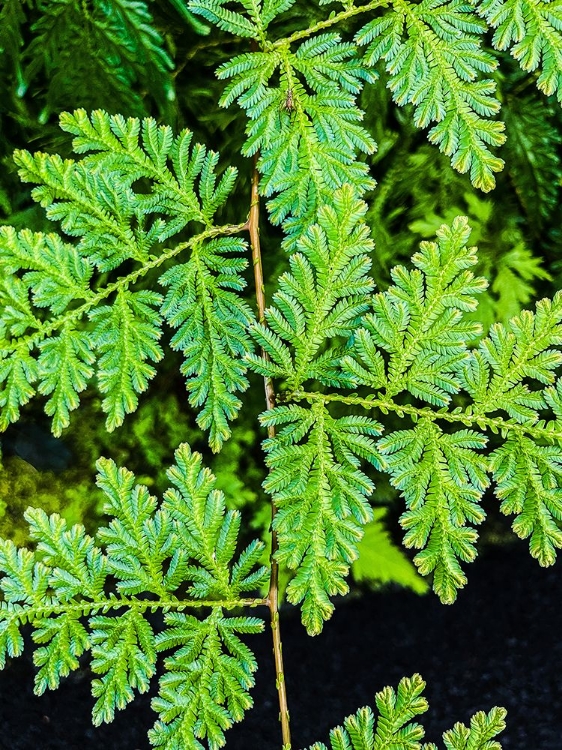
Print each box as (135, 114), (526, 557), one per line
(0, 0), (175, 117)
(0, 110), (253, 450)
(307, 674), (506, 750)
(0, 444), (268, 746)
(2, 0), (562, 745)
(355, 0), (505, 192)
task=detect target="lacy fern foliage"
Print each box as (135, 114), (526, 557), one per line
(355, 0), (505, 191)
(0, 444), (267, 747)
(307, 674), (506, 750)
(478, 0), (562, 103)
(3, 0), (562, 741)
(254, 213), (562, 630)
(0, 110), (254, 450)
(6, 0), (175, 115)
(216, 33), (376, 248)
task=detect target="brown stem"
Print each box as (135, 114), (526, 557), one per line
(248, 154), (292, 749)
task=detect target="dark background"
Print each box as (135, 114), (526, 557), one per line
(1, 539), (561, 750)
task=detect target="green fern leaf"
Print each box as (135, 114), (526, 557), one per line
(90, 610), (157, 724)
(307, 674), (428, 749)
(356, 0), (506, 191)
(461, 296), (562, 422)
(261, 401), (383, 634)
(215, 36), (376, 247)
(162, 444), (269, 598)
(90, 289), (164, 432)
(247, 186), (375, 391)
(477, 0), (562, 104)
(160, 238), (255, 452)
(0, 111), (252, 447)
(0, 444), (266, 746)
(490, 436), (562, 565)
(33, 612), (90, 693)
(307, 674), (505, 749)
(442, 707), (507, 750)
(342, 216), (487, 405)
(150, 609), (263, 749)
(189, 0), (261, 37)
(379, 421), (489, 603)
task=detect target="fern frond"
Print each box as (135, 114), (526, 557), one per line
(461, 295), (562, 421)
(477, 0), (562, 104)
(162, 444), (269, 598)
(189, 0), (262, 37)
(150, 609), (263, 749)
(341, 216), (487, 405)
(160, 238), (255, 452)
(503, 94), (562, 228)
(300, 218), (562, 601)
(307, 674), (428, 749)
(189, 0), (298, 38)
(0, 111), (253, 448)
(490, 435), (562, 566)
(215, 35), (376, 248)
(0, 444), (266, 746)
(307, 674), (505, 749)
(246, 186), (375, 391)
(441, 707), (507, 750)
(356, 0), (505, 191)
(90, 610), (157, 725)
(260, 401), (383, 634)
(379, 421), (489, 603)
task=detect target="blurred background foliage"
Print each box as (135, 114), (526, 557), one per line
(1, 0), (561, 598)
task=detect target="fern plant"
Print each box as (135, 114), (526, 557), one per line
(2, 0), (562, 747)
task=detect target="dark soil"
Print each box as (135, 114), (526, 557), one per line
(1, 539), (561, 750)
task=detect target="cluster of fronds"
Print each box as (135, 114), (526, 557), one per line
(0, 444), (268, 748)
(0, 0), (176, 118)
(253, 201), (562, 633)
(0, 110), (254, 451)
(2, 0), (562, 746)
(190, 0), (562, 237)
(2, 109), (562, 639)
(307, 674), (506, 750)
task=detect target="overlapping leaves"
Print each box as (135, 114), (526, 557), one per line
(253, 207), (562, 624)
(261, 402), (383, 634)
(0, 443), (267, 748)
(336, 217), (562, 600)
(214, 31), (376, 248)
(355, 0), (506, 191)
(247, 185), (375, 389)
(0, 110), (253, 450)
(342, 216), (488, 405)
(477, 0), (562, 104)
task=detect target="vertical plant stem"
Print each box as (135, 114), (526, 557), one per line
(248, 155), (292, 749)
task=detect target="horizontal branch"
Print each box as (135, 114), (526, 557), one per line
(291, 389), (562, 443)
(2, 592), (267, 625)
(275, 0), (390, 47)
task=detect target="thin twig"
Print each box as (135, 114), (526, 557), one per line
(248, 154), (292, 749)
